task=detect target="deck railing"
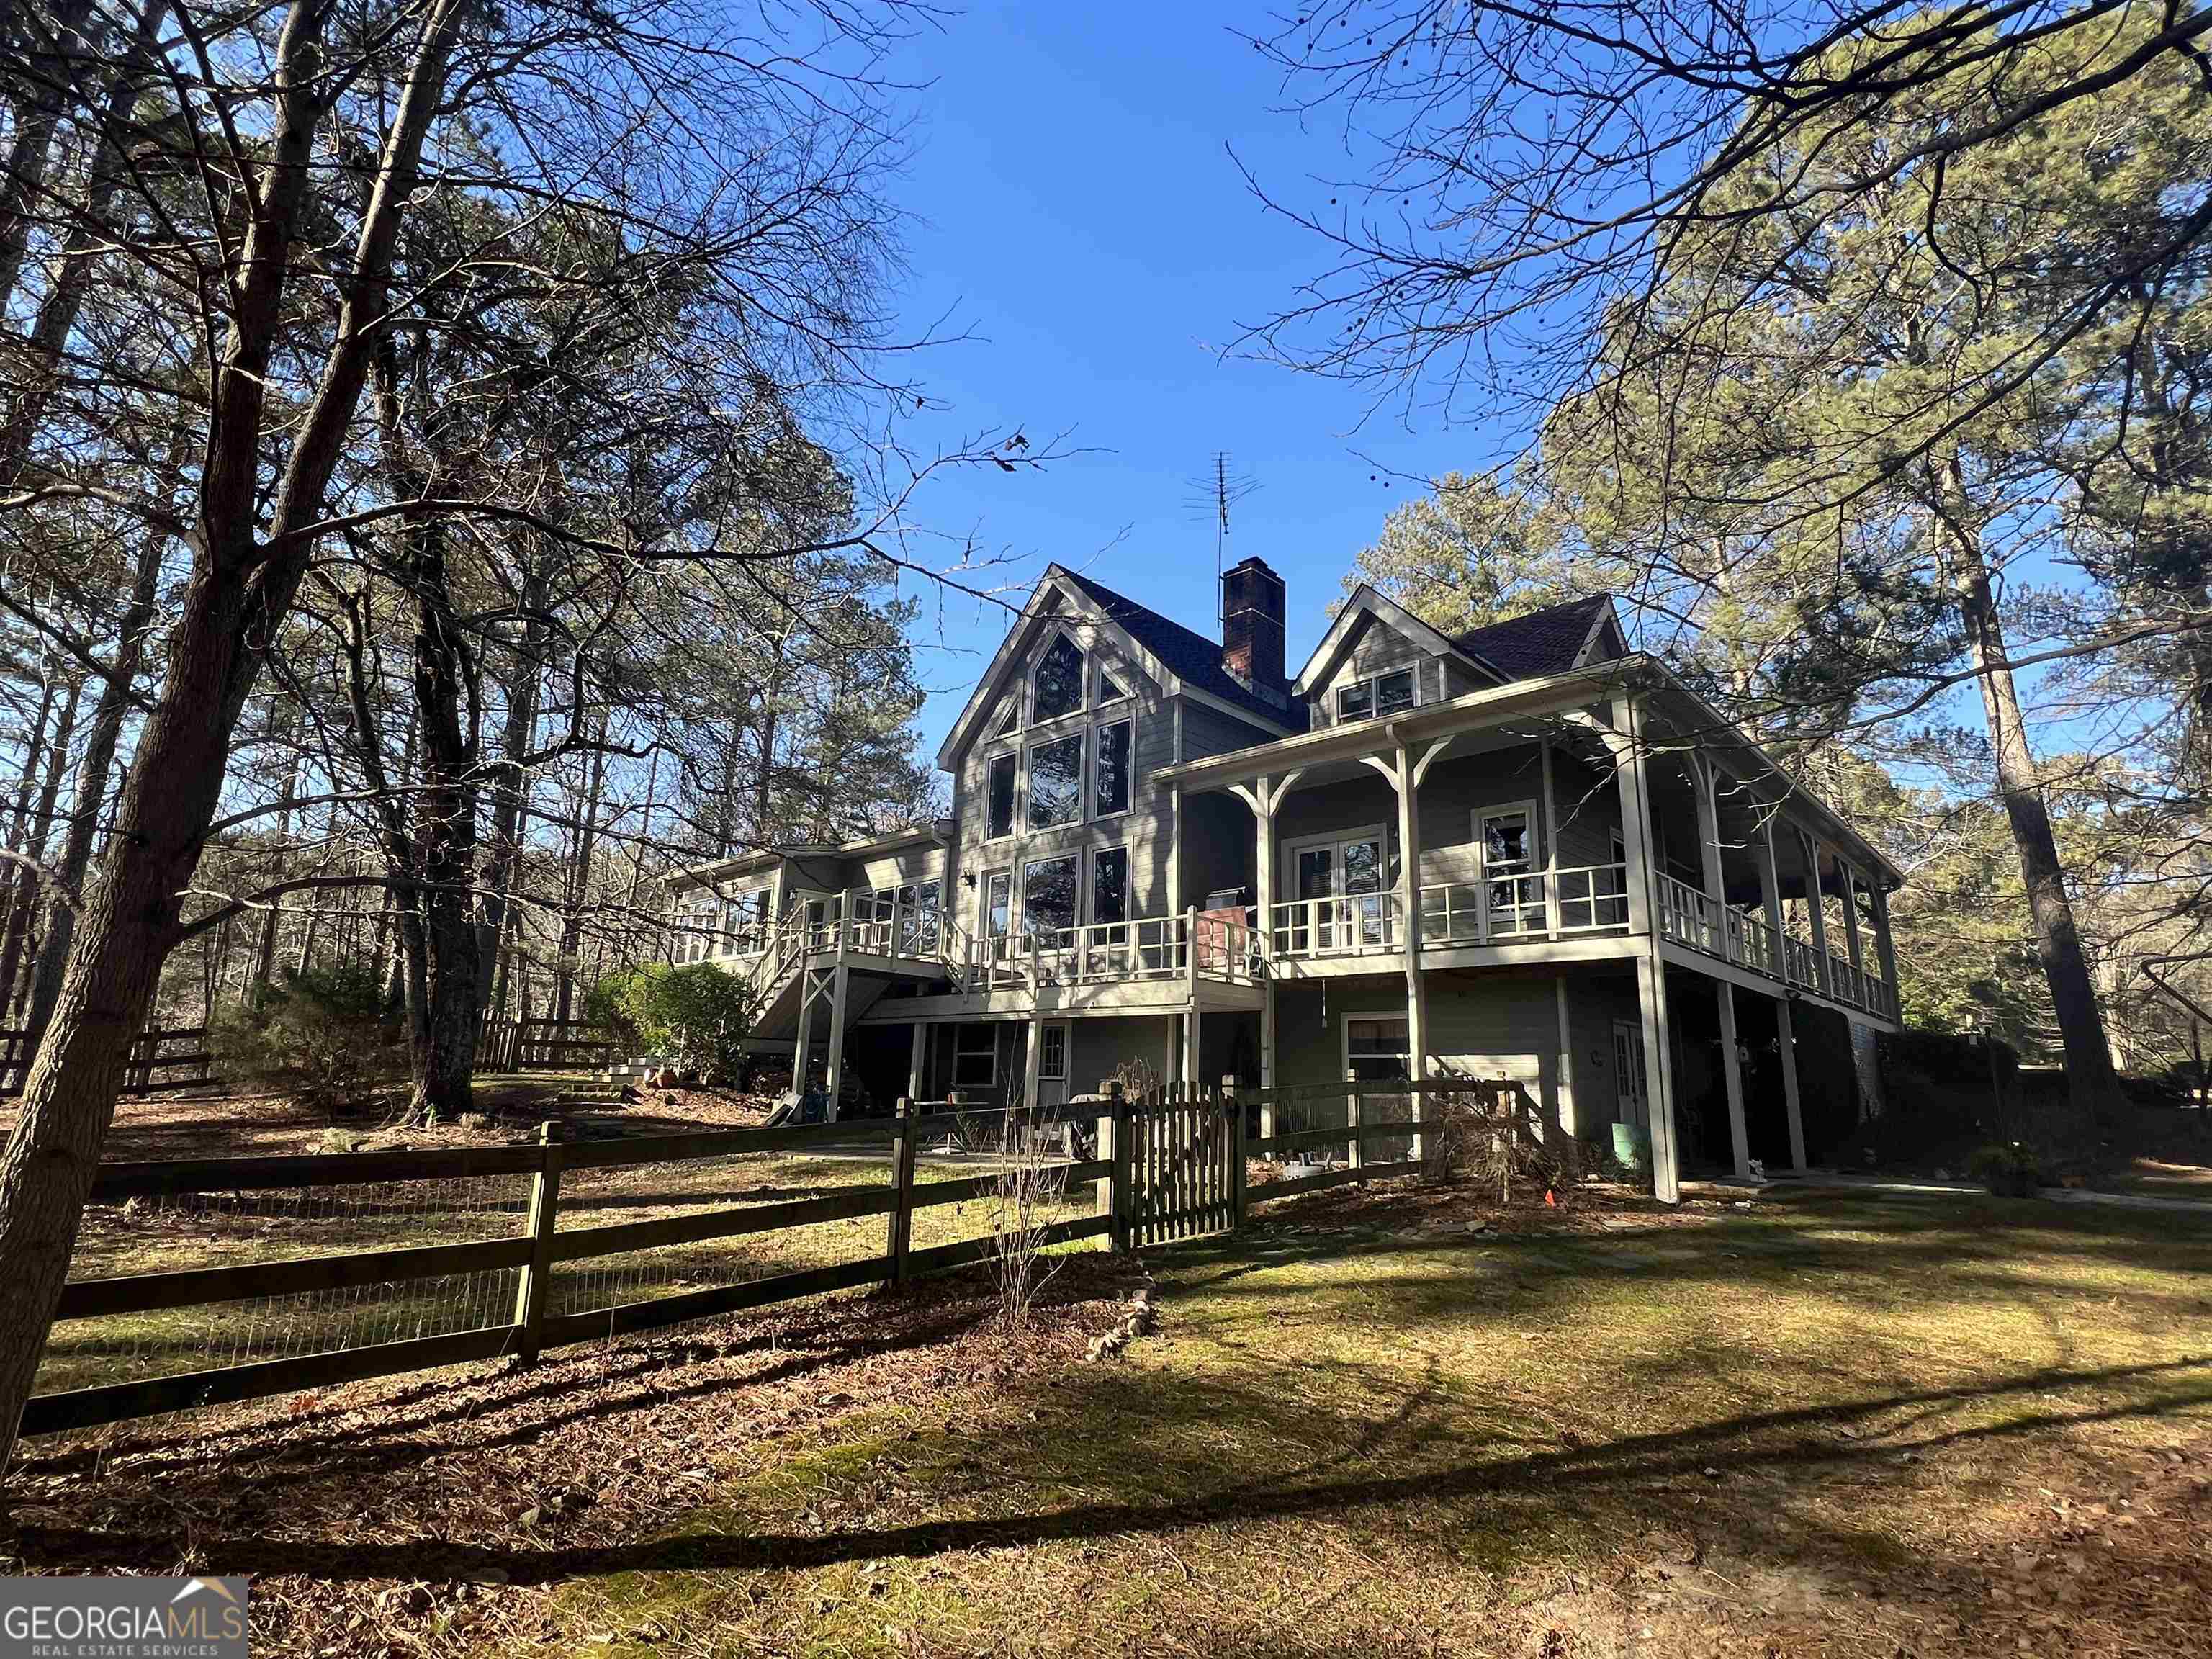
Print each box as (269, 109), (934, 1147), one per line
(1655, 872), (1894, 1016)
(1413, 862), (1632, 947)
(1267, 893), (1400, 960)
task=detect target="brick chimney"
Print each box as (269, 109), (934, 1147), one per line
(1221, 555), (1287, 690)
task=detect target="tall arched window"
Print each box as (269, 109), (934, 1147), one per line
(1033, 634), (1085, 722)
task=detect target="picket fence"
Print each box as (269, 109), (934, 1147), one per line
(24, 1078), (1516, 1438)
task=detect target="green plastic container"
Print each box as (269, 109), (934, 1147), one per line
(1611, 1122), (1651, 1174)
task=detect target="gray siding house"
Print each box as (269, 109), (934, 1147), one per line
(666, 557), (1903, 1202)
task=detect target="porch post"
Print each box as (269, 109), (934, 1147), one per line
(1871, 883), (1902, 1019)
(909, 1020), (928, 1101)
(1691, 759), (1751, 1179)
(1715, 982), (1751, 1179)
(1182, 1005), (1202, 1087)
(1775, 997), (1809, 1173)
(1022, 1008), (1044, 1110)
(1540, 739), (1563, 939)
(822, 966), (850, 1122)
(1609, 696), (1656, 938)
(1840, 861), (1868, 992)
(1801, 832), (1833, 996)
(1393, 740), (1429, 1087)
(1635, 953), (1683, 1203)
(1758, 812), (1790, 974)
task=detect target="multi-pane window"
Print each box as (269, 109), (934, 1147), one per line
(1097, 667), (1128, 702)
(1335, 665), (1420, 723)
(953, 1025), (997, 1089)
(1346, 1015), (1412, 1082)
(1028, 734), (1083, 828)
(1033, 634), (1085, 722)
(1022, 854), (1079, 940)
(985, 871), (1012, 943)
(1094, 719), (1130, 816)
(986, 750), (1017, 839)
(719, 889), (770, 956)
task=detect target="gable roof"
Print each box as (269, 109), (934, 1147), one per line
(1053, 567), (1304, 733)
(1290, 583), (1473, 698)
(1452, 595), (1622, 681)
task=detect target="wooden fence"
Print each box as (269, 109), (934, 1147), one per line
(477, 1017), (619, 1074)
(1, 1026), (217, 1098)
(24, 1077), (1527, 1438)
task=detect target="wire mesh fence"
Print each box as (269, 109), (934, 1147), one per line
(24, 1084), (1465, 1441)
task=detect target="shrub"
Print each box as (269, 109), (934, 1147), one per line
(1967, 1141), (2044, 1198)
(594, 962), (752, 1082)
(208, 963), (404, 1118)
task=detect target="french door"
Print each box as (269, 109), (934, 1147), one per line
(1286, 830), (1389, 954)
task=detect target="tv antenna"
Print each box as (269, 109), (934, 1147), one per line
(1184, 452), (1261, 630)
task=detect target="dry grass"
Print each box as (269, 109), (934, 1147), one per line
(508, 1182), (2212, 1659)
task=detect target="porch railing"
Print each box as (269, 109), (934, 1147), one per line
(973, 911), (1261, 992)
(1413, 861), (1632, 947)
(1267, 894), (1400, 960)
(1655, 872), (1894, 1017)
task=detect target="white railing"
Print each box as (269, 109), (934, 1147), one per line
(1414, 863), (1632, 946)
(1555, 863), (1633, 933)
(1655, 875), (1896, 1015)
(974, 911), (1260, 990)
(1269, 894), (1398, 959)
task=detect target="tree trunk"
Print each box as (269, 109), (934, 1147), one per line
(0, 0), (477, 1482)
(0, 0), (97, 313)
(0, 0), (170, 482)
(21, 530), (166, 1058)
(0, 673), (81, 1016)
(1947, 521), (2122, 1134)
(473, 560), (546, 1008)
(552, 721), (607, 1025)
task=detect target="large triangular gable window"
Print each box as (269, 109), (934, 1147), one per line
(1033, 633), (1085, 723)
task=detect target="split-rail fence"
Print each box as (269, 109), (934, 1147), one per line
(24, 1077), (1521, 1439)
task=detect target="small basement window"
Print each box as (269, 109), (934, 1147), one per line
(953, 1025), (997, 1090)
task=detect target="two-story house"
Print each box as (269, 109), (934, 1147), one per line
(665, 557), (1903, 1203)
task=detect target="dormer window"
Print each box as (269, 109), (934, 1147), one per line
(1033, 634), (1085, 723)
(1336, 665), (1419, 724)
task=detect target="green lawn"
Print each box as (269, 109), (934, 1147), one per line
(522, 1182), (2212, 1658)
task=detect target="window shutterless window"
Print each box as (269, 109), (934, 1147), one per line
(986, 750), (1016, 839)
(1022, 853), (1079, 940)
(1094, 719), (1131, 816)
(1028, 733), (1083, 829)
(1336, 665), (1419, 723)
(1033, 634), (1085, 722)
(953, 1025), (997, 1089)
(1092, 845), (1128, 929)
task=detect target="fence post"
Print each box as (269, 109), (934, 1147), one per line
(890, 1095), (919, 1285)
(512, 1119), (565, 1362)
(1105, 1080), (1131, 1252)
(1344, 1067), (1364, 1181)
(1226, 1074), (1246, 1231)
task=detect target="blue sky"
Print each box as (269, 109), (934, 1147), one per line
(869, 5), (1495, 755)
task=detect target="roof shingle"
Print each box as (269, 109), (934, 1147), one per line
(1451, 594), (1619, 681)
(1054, 566), (1306, 732)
